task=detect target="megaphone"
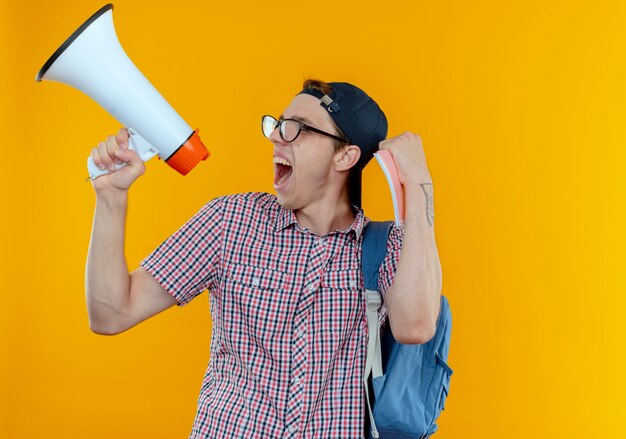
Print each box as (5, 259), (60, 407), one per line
(35, 3), (210, 180)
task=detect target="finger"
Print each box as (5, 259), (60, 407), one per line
(379, 139), (395, 150)
(106, 135), (123, 165)
(98, 140), (115, 172)
(409, 132), (422, 144)
(91, 146), (106, 171)
(116, 127), (129, 150)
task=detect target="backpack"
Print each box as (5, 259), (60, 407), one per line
(362, 221), (453, 439)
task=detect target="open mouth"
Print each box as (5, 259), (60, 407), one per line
(273, 157), (293, 188)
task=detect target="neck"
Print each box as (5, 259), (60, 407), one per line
(294, 193), (357, 236)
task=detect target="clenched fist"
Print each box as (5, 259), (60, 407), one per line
(378, 132), (432, 187)
(90, 127), (146, 195)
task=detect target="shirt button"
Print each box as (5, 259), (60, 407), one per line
(288, 426), (297, 433)
(295, 329), (304, 337)
(293, 377), (301, 385)
(252, 277), (260, 286)
(349, 280), (356, 288)
(308, 284), (315, 292)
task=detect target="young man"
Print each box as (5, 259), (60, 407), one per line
(85, 79), (442, 438)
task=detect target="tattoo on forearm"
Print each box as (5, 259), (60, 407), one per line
(420, 183), (434, 226)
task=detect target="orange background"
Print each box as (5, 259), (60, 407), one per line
(1, 0), (625, 437)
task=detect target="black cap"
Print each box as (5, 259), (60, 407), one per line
(297, 82), (387, 209)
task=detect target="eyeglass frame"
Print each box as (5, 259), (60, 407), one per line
(261, 114), (350, 144)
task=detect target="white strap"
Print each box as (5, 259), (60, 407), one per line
(364, 290), (383, 438)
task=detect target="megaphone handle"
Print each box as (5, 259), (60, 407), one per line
(86, 128), (159, 181)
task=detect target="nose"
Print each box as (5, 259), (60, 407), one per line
(268, 124), (288, 146)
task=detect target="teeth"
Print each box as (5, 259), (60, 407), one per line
(278, 172), (290, 185)
(273, 157), (292, 166)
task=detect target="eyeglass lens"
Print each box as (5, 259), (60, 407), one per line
(262, 116), (277, 138)
(262, 116), (301, 142)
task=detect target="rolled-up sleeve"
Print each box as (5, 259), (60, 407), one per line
(140, 196), (225, 307)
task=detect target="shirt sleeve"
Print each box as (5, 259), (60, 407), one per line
(376, 223), (405, 325)
(377, 222), (405, 297)
(140, 196), (225, 307)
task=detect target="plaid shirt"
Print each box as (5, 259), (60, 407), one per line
(140, 192), (404, 438)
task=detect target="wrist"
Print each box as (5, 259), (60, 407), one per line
(404, 170), (432, 188)
(95, 190), (128, 206)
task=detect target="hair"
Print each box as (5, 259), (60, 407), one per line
(302, 79), (349, 152)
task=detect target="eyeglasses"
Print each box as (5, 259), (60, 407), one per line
(261, 115), (349, 144)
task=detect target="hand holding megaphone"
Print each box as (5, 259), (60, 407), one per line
(87, 127), (150, 192)
(86, 127), (158, 181)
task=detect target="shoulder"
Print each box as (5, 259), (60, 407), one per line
(220, 191), (278, 211)
(203, 191), (276, 207)
(362, 219), (404, 250)
(360, 218), (402, 237)
(205, 191), (281, 223)
(386, 221), (405, 251)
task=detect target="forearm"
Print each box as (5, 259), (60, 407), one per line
(85, 192), (131, 334)
(387, 182), (442, 342)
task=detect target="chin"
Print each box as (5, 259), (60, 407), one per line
(275, 193), (289, 207)
(276, 193), (299, 211)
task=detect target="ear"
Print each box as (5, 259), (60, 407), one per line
(334, 145), (361, 172)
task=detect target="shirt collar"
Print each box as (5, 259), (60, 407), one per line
(274, 203), (368, 240)
(274, 206), (298, 232)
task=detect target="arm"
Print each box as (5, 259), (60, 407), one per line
(85, 192), (178, 335)
(378, 132), (442, 344)
(385, 182), (442, 344)
(85, 128), (177, 335)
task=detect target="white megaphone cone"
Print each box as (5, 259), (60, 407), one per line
(36, 3), (210, 179)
